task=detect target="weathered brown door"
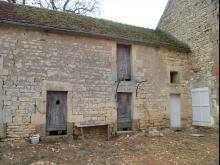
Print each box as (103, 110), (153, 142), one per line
(117, 44), (131, 81)
(117, 93), (132, 131)
(46, 91), (67, 132)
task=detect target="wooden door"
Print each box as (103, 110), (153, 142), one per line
(46, 91), (67, 131)
(169, 94), (181, 127)
(117, 93), (132, 131)
(117, 44), (131, 81)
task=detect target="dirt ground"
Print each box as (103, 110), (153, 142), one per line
(0, 127), (219, 165)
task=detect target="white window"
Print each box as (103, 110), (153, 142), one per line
(191, 87), (211, 124)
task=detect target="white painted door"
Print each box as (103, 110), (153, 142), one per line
(191, 87), (211, 124)
(170, 94), (181, 127)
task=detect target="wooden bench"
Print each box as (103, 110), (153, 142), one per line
(74, 120), (112, 140)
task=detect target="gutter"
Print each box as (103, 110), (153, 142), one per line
(0, 19), (191, 53)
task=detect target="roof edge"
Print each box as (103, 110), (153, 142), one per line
(0, 19), (191, 53)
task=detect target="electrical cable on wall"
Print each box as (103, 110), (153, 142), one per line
(115, 80), (121, 100)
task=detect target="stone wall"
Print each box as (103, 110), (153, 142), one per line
(134, 46), (192, 129)
(0, 24), (192, 140)
(157, 0), (219, 126)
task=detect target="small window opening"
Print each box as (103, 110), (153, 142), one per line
(170, 71), (179, 84)
(56, 100), (60, 105)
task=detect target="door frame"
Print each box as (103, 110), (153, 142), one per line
(35, 81), (73, 136)
(169, 94), (181, 128)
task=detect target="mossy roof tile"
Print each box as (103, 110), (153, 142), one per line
(0, 1), (190, 52)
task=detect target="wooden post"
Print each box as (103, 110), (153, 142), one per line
(80, 127), (85, 140)
(107, 124), (110, 140)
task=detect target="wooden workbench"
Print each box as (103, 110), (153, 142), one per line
(74, 120), (112, 140)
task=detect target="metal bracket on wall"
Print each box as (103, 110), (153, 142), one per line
(136, 80), (148, 97)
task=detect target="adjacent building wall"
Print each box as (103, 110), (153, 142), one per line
(157, 0), (219, 126)
(134, 46), (192, 129)
(0, 25), (192, 140)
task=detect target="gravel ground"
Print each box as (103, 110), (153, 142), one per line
(0, 127), (218, 165)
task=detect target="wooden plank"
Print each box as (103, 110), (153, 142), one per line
(117, 93), (132, 130)
(117, 44), (131, 81)
(80, 127), (85, 140)
(191, 88), (211, 123)
(76, 120), (111, 127)
(46, 91), (67, 131)
(107, 124), (110, 140)
(75, 123), (112, 140)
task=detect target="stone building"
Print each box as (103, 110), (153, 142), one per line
(0, 1), (193, 140)
(157, 0), (219, 127)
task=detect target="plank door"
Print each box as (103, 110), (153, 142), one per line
(169, 94), (181, 128)
(46, 91), (67, 132)
(117, 44), (131, 81)
(191, 87), (211, 124)
(117, 93), (132, 131)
